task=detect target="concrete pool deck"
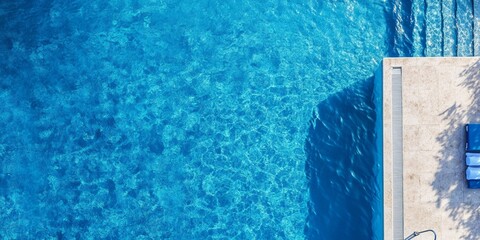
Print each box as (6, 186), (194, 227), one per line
(383, 57), (480, 240)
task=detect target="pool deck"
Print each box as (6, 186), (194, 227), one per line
(383, 57), (480, 240)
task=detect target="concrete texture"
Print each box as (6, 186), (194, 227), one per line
(383, 57), (480, 240)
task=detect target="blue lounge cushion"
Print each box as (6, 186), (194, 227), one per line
(466, 167), (480, 180)
(466, 153), (480, 166)
(466, 124), (480, 152)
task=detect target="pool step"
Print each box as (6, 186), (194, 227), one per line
(474, 0), (480, 55)
(424, 0), (443, 56)
(456, 0), (474, 56)
(442, 0), (456, 56)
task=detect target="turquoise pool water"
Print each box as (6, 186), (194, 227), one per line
(0, 0), (477, 239)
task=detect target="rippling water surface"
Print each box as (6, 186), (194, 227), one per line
(0, 0), (476, 239)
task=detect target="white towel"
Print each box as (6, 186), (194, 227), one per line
(466, 167), (480, 180)
(466, 153), (480, 166)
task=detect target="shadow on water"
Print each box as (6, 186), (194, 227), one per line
(304, 77), (381, 240)
(432, 60), (480, 240)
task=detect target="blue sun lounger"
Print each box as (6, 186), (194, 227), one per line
(466, 124), (480, 188)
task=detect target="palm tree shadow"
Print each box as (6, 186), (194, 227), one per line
(432, 59), (480, 240)
(304, 77), (382, 240)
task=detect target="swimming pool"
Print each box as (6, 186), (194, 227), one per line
(0, 0), (476, 239)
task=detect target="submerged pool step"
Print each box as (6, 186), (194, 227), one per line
(442, 0), (456, 56)
(456, 0), (474, 56)
(425, 0), (443, 56)
(474, 0), (480, 55)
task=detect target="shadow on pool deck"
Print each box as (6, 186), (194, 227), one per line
(432, 59), (480, 240)
(304, 77), (381, 240)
